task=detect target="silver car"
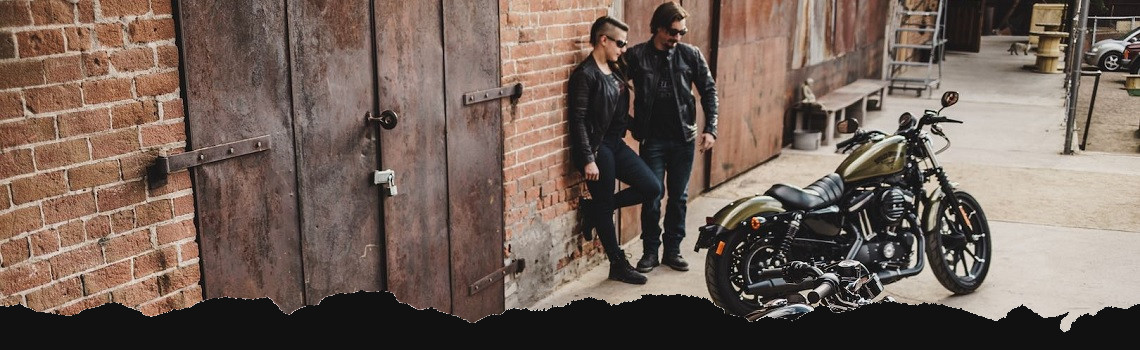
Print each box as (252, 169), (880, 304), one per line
(1084, 26), (1140, 72)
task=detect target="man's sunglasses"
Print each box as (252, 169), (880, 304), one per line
(605, 35), (627, 48)
(665, 28), (688, 36)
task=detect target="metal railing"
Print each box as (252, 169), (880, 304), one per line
(1087, 16), (1140, 44)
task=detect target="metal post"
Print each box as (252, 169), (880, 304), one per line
(1079, 70), (1101, 150)
(1064, 0), (1091, 155)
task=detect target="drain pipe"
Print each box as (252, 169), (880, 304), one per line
(1064, 0), (1092, 155)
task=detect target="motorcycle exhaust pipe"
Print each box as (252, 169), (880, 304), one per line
(745, 278), (818, 297)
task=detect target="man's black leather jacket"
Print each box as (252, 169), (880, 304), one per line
(622, 40), (718, 142)
(567, 58), (629, 170)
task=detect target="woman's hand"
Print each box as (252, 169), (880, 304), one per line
(584, 162), (600, 181)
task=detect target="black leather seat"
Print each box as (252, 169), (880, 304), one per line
(764, 173), (845, 211)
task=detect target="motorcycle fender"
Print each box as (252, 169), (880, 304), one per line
(695, 195), (785, 251)
(712, 195), (786, 229)
(921, 183), (960, 234)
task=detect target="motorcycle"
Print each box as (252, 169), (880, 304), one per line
(695, 91), (992, 317)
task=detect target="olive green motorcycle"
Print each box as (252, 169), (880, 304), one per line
(695, 91), (991, 317)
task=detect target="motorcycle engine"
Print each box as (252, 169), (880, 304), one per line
(847, 186), (916, 270)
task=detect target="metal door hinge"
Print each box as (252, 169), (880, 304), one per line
(146, 135), (271, 190)
(463, 83), (523, 105)
(468, 259), (525, 296)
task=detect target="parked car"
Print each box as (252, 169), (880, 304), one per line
(1126, 42), (1140, 74)
(1084, 26), (1140, 72)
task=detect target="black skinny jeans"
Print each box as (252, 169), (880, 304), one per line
(585, 136), (663, 262)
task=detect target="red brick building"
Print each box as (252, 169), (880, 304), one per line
(1, 0), (891, 321)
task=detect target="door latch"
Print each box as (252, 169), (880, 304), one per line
(374, 169), (398, 196)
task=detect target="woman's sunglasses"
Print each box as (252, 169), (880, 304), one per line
(665, 28), (688, 36)
(605, 35), (627, 48)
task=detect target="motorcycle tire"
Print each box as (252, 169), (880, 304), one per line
(925, 190), (992, 294)
(704, 227), (785, 317)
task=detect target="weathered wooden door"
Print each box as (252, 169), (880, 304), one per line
(946, 0), (986, 53)
(177, 0), (503, 320)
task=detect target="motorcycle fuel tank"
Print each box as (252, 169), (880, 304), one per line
(835, 135), (907, 183)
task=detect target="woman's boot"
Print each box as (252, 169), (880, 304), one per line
(608, 250), (647, 284)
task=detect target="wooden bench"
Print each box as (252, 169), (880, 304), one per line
(795, 79), (889, 146)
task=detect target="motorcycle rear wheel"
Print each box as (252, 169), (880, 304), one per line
(925, 190), (992, 294)
(704, 228), (786, 317)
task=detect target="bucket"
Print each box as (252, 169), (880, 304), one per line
(793, 130), (821, 150)
(1126, 75), (1140, 96)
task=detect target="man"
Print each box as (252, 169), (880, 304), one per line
(622, 1), (718, 273)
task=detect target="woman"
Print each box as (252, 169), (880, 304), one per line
(568, 16), (662, 285)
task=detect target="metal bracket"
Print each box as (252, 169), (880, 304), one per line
(373, 169), (398, 196)
(146, 135), (271, 190)
(463, 83), (523, 105)
(468, 259), (525, 296)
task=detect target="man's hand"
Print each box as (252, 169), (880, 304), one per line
(584, 162), (600, 181)
(699, 133), (716, 152)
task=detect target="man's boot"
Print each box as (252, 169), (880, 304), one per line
(636, 252), (659, 273)
(609, 252), (647, 285)
(661, 252), (689, 271)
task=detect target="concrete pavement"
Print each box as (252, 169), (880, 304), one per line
(523, 35), (1140, 331)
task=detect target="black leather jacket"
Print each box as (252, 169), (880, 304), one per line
(567, 58), (630, 170)
(622, 40), (718, 142)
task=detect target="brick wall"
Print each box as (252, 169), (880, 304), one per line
(500, 0), (619, 308)
(0, 0), (200, 316)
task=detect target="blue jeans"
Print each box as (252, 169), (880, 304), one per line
(585, 137), (663, 262)
(638, 137), (695, 256)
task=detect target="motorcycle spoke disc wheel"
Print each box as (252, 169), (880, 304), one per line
(928, 192), (992, 294)
(728, 238), (784, 307)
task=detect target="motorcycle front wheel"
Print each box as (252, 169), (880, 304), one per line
(925, 190), (992, 294)
(704, 228), (786, 317)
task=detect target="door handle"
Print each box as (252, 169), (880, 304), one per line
(366, 110), (398, 129)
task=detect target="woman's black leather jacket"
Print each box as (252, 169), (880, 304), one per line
(567, 58), (630, 171)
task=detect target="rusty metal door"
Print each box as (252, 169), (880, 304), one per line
(287, 0), (384, 306)
(177, 0), (504, 319)
(946, 0), (986, 53)
(178, 1), (308, 312)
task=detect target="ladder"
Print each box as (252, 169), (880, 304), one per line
(887, 0), (947, 98)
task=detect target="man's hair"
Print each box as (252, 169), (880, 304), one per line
(650, 1), (689, 34)
(589, 15), (629, 46)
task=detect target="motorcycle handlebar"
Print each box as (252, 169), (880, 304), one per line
(806, 273), (841, 304)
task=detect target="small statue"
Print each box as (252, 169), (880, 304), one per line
(800, 78), (817, 105)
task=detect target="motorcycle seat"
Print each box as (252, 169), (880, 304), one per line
(765, 173), (845, 211)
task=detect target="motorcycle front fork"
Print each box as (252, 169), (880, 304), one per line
(931, 167), (976, 243)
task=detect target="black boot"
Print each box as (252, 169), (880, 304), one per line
(609, 254), (648, 285)
(579, 198), (595, 240)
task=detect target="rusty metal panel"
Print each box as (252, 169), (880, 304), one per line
(443, 0), (504, 322)
(836, 0), (857, 54)
(373, 0), (451, 313)
(709, 38), (786, 187)
(177, 0), (305, 312)
(857, 0), (889, 47)
(287, 0), (383, 305)
(623, 0), (674, 43)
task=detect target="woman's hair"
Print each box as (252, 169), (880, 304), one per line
(649, 1), (689, 34)
(589, 15), (629, 46)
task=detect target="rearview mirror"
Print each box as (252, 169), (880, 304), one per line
(941, 91), (959, 108)
(836, 118), (859, 134)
